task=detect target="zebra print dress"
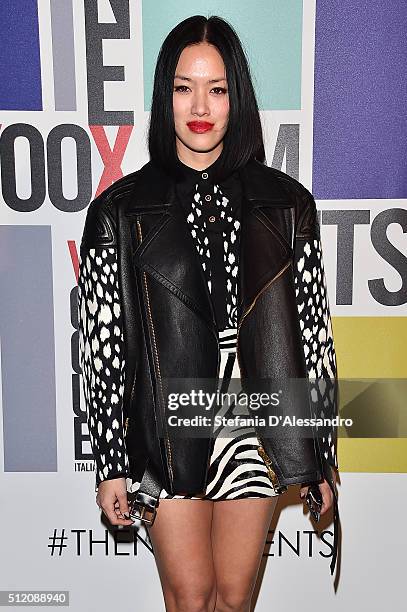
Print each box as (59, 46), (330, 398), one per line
(156, 328), (281, 500)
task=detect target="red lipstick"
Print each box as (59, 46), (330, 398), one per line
(187, 121), (214, 133)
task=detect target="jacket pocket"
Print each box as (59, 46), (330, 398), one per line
(131, 212), (171, 261)
(253, 205), (294, 255)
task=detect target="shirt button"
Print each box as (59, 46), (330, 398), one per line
(208, 215), (216, 223)
(202, 172), (208, 179)
(205, 194), (212, 202)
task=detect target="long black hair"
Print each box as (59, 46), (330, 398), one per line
(148, 15), (265, 182)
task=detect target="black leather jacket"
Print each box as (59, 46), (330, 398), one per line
(78, 157), (340, 572)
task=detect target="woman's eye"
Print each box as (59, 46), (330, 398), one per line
(173, 85), (228, 95)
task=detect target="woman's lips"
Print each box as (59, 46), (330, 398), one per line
(187, 121), (214, 133)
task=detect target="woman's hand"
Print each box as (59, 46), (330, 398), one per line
(299, 478), (333, 516)
(96, 477), (135, 526)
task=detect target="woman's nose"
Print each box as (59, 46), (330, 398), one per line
(191, 91), (210, 116)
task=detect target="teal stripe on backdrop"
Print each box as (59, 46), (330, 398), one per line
(142, 0), (303, 111)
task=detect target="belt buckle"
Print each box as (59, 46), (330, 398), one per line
(129, 498), (158, 526)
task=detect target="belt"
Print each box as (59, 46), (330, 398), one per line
(128, 459), (162, 526)
(323, 461), (341, 576)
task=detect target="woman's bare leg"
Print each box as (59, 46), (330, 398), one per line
(211, 497), (278, 612)
(146, 499), (217, 612)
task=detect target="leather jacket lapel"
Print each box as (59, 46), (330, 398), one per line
(127, 158), (295, 331)
(132, 187), (218, 333)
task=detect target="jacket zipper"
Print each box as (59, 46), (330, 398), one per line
(124, 417), (129, 436)
(136, 218), (174, 486)
(235, 259), (292, 493)
(257, 444), (286, 492)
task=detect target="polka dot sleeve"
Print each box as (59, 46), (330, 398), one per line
(293, 196), (339, 472)
(78, 246), (130, 492)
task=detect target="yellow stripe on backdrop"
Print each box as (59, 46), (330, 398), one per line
(333, 316), (407, 473)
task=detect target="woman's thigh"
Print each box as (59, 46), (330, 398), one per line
(211, 497), (278, 607)
(146, 499), (216, 610)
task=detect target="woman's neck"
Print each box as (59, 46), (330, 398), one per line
(176, 143), (223, 171)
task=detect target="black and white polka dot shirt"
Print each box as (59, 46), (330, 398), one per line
(174, 155), (242, 332)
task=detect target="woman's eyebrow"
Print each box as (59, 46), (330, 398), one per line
(174, 75), (227, 84)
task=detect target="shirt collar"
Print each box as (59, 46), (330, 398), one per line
(175, 154), (241, 201)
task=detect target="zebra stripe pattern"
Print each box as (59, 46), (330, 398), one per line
(153, 328), (281, 500)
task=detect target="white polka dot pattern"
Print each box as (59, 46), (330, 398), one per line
(186, 182), (240, 327)
(294, 236), (338, 469)
(78, 247), (130, 491)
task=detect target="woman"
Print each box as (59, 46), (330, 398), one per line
(78, 15), (340, 612)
